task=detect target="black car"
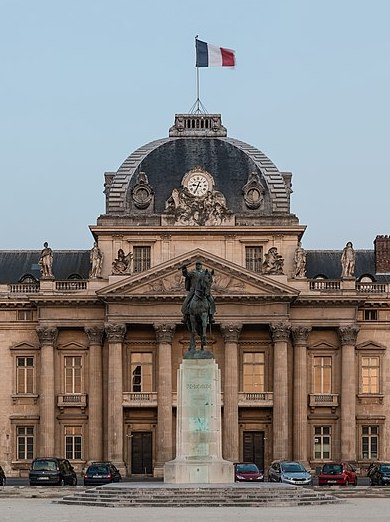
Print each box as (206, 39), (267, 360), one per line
(0, 465), (6, 486)
(368, 463), (390, 486)
(83, 462), (122, 486)
(29, 457), (77, 486)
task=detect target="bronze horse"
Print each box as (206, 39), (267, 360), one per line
(187, 269), (213, 352)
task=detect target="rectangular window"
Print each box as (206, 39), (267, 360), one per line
(242, 352), (265, 392)
(16, 356), (34, 394)
(17, 426), (34, 460)
(133, 246), (151, 273)
(64, 356), (82, 394)
(245, 246), (262, 272)
(364, 309), (378, 321)
(130, 352), (153, 392)
(65, 426), (82, 460)
(361, 356), (380, 394)
(313, 356), (332, 394)
(362, 426), (378, 460)
(17, 310), (33, 321)
(314, 426), (331, 459)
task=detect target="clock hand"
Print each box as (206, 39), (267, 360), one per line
(194, 182), (201, 194)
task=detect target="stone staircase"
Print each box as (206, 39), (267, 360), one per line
(55, 484), (342, 508)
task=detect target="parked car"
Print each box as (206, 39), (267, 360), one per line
(29, 457), (77, 486)
(268, 460), (312, 485)
(234, 462), (264, 482)
(83, 461), (122, 486)
(318, 462), (357, 486)
(367, 463), (390, 486)
(0, 465), (6, 486)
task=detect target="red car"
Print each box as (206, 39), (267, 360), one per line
(318, 462), (357, 486)
(234, 462), (264, 482)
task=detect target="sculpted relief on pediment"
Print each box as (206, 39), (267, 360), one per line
(111, 269), (284, 297)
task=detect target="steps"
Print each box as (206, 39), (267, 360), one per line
(55, 484), (342, 508)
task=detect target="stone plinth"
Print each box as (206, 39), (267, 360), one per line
(164, 358), (234, 483)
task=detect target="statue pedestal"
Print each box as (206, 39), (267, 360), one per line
(164, 358), (234, 484)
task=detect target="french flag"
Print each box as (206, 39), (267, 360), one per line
(196, 39), (236, 67)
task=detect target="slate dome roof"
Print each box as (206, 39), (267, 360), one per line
(104, 114), (293, 218)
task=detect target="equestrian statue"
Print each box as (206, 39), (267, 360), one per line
(181, 260), (215, 357)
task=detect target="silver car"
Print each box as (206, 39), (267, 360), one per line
(268, 460), (312, 485)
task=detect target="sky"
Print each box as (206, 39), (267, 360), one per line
(1, 0), (389, 252)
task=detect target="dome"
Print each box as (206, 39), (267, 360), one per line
(101, 114), (297, 227)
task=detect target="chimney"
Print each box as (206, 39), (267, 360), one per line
(374, 235), (390, 273)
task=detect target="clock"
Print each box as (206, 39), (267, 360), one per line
(187, 174), (209, 196)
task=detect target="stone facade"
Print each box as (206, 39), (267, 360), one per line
(0, 113), (389, 477)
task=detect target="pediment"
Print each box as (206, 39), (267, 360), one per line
(356, 340), (386, 351)
(57, 341), (87, 351)
(97, 249), (299, 300)
(309, 340), (337, 350)
(10, 341), (38, 351)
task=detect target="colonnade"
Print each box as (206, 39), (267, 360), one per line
(36, 321), (360, 472)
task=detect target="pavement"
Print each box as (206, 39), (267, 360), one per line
(1, 496), (390, 521)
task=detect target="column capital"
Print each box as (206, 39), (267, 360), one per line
(220, 323), (242, 342)
(85, 326), (104, 345)
(291, 326), (312, 345)
(153, 323), (176, 343)
(36, 326), (58, 346)
(105, 323), (126, 343)
(270, 321), (291, 342)
(338, 325), (360, 345)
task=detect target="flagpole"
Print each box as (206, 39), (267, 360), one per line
(189, 35), (207, 114)
(195, 35), (200, 113)
(196, 65), (200, 112)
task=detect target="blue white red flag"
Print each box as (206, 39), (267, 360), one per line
(195, 39), (236, 67)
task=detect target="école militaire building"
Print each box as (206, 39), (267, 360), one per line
(0, 113), (389, 477)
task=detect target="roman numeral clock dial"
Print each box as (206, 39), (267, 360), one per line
(187, 174), (209, 196)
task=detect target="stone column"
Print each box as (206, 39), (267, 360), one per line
(154, 323), (175, 476)
(221, 323), (242, 462)
(270, 321), (290, 460)
(291, 326), (311, 465)
(105, 323), (126, 470)
(85, 326), (104, 462)
(338, 325), (359, 461)
(36, 326), (58, 457)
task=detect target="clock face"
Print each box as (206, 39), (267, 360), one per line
(187, 174), (209, 196)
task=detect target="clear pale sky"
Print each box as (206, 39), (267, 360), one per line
(1, 0), (389, 251)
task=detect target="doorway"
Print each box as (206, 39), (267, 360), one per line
(243, 431), (265, 471)
(131, 432), (153, 475)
